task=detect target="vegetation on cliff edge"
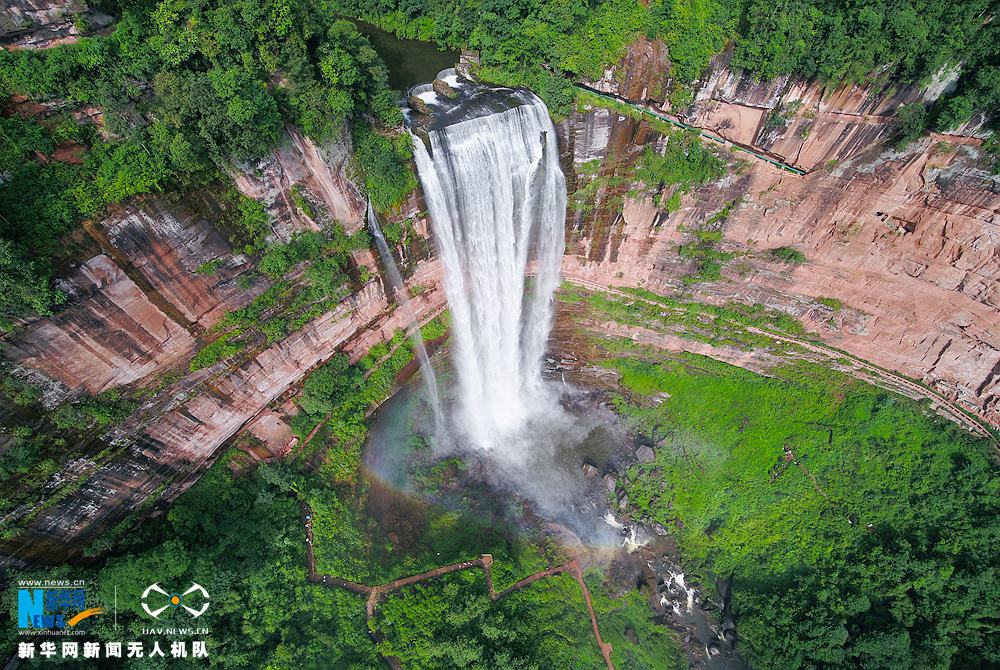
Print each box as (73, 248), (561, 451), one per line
(0, 0), (405, 329)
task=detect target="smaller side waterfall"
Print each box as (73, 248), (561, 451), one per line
(367, 202), (443, 428)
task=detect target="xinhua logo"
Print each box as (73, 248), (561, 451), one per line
(18, 587), (102, 630)
(141, 583), (209, 619)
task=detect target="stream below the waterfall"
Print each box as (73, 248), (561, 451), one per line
(359, 360), (747, 670)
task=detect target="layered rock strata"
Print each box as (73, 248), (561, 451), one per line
(0, 0), (113, 49)
(5, 197), (262, 395)
(585, 43), (987, 172)
(560, 100), (999, 427)
(0, 260), (447, 569)
(231, 126), (365, 239)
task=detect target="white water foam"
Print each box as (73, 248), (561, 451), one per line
(412, 91), (566, 450)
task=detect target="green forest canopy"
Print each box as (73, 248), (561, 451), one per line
(609, 351), (999, 670)
(0, 0), (407, 330)
(1, 0), (997, 328)
(332, 0), (998, 119)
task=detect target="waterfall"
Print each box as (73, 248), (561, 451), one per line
(366, 202), (443, 428)
(411, 89), (566, 449)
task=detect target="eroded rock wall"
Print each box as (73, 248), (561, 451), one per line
(583, 43), (986, 172)
(0, 260), (447, 567)
(104, 198), (263, 327)
(4, 196), (263, 395)
(232, 126), (365, 239)
(560, 101), (999, 427)
(3, 255), (196, 397)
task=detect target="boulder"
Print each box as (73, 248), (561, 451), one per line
(407, 95), (432, 115)
(636, 445), (656, 463)
(432, 78), (460, 99)
(582, 462), (600, 478)
(604, 474), (617, 493)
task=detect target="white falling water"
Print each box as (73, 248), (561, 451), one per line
(366, 202), (443, 429)
(411, 91), (566, 449)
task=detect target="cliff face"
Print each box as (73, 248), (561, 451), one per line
(0, 259), (447, 567)
(585, 43), (988, 172)
(564, 41), (999, 427)
(0, 118), (436, 566)
(232, 126), (366, 238)
(0, 0), (113, 49)
(4, 255), (196, 399)
(4, 196), (263, 397)
(3, 123), (365, 399)
(0, 89), (430, 561)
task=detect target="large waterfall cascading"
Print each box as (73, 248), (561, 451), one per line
(411, 88), (566, 449)
(366, 202), (443, 429)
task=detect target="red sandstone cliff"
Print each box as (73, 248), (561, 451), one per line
(0, 0), (113, 49)
(1, 35), (996, 566)
(231, 125), (366, 238)
(566, 39), (999, 427)
(4, 196), (264, 398)
(584, 42), (989, 172)
(0, 160), (440, 568)
(0, 265), (447, 567)
(4, 121), (366, 401)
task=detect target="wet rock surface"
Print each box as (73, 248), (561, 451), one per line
(406, 70), (539, 140)
(645, 552), (747, 670)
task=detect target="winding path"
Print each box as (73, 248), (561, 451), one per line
(574, 85), (808, 176)
(300, 504), (615, 669)
(563, 278), (998, 445)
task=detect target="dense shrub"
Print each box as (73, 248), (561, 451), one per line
(770, 246), (806, 264)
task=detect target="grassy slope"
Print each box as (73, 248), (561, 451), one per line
(602, 345), (998, 668)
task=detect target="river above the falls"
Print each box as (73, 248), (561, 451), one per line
(352, 19), (459, 92)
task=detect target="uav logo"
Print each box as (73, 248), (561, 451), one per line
(141, 583), (209, 619)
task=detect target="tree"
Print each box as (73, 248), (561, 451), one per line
(894, 103), (928, 148)
(299, 354), (364, 416)
(0, 240), (62, 331)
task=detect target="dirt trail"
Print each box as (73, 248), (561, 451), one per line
(300, 504), (615, 668)
(564, 278), (997, 445)
(570, 561), (615, 670)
